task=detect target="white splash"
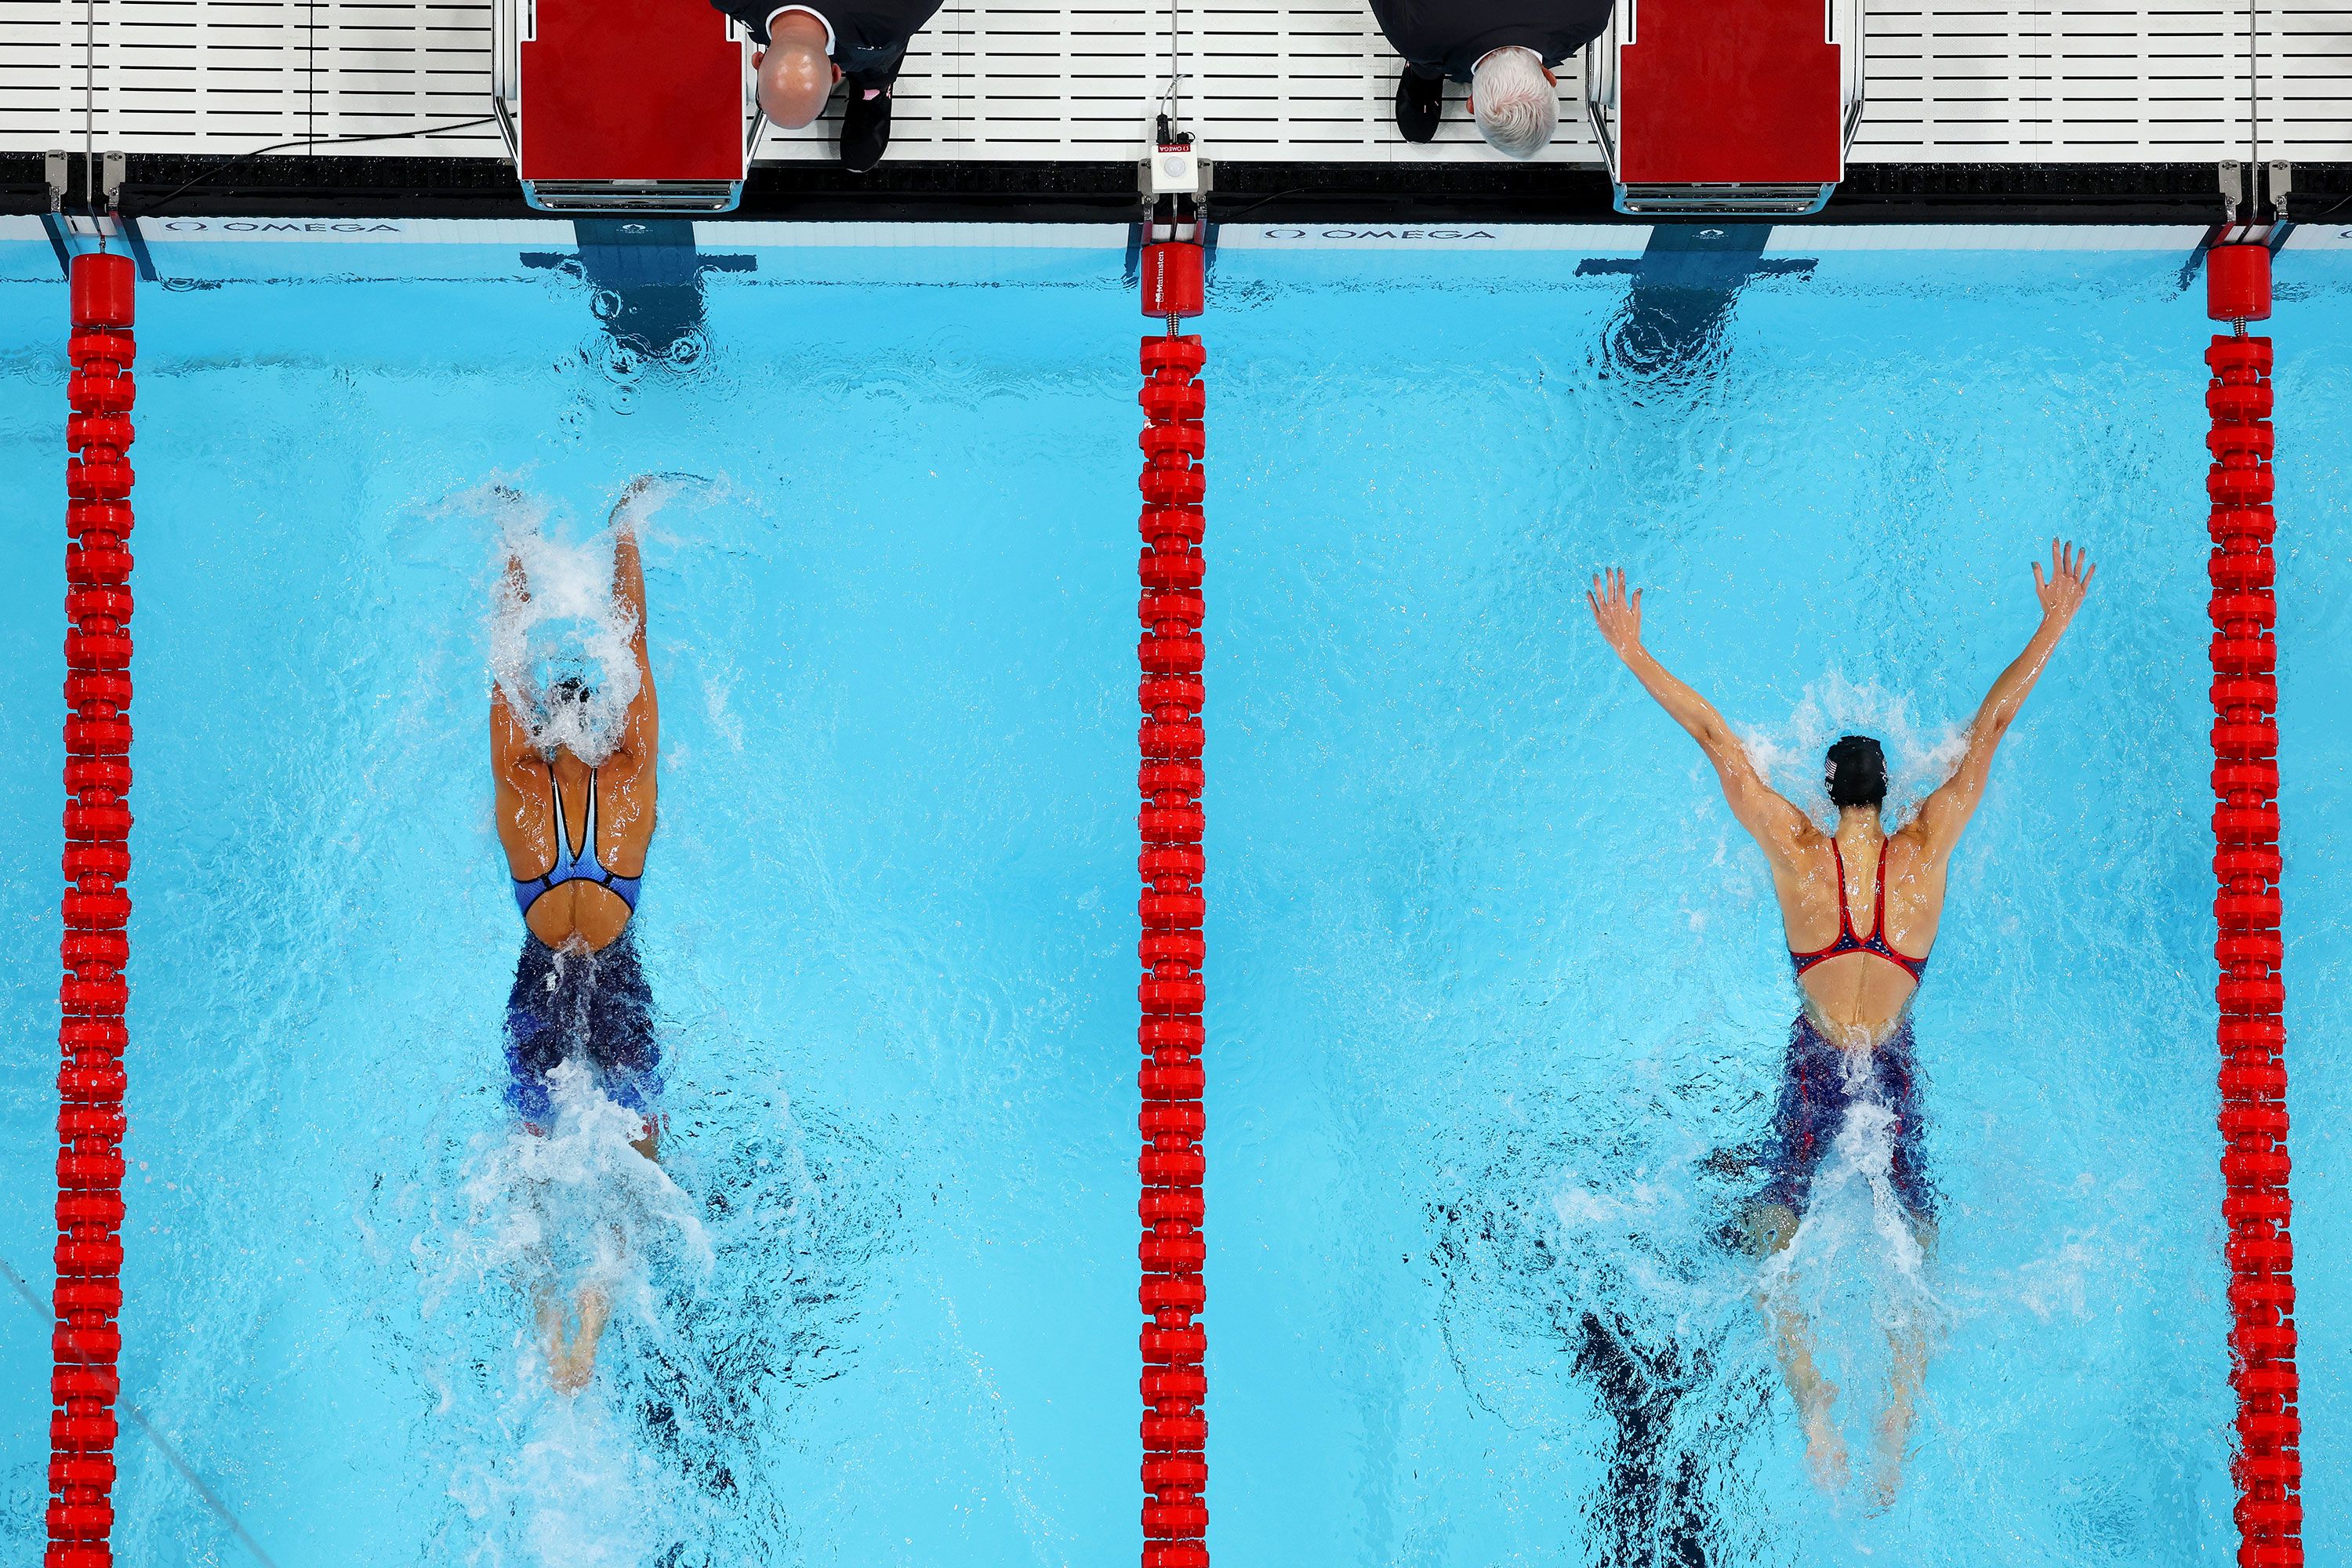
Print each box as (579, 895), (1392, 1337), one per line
(460, 1061), (713, 1301)
(1738, 671), (1969, 828)
(470, 478), (687, 766)
(1755, 1087), (1946, 1490)
(434, 1064), (713, 1565)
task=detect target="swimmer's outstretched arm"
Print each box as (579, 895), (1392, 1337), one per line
(492, 552), (535, 771)
(1909, 539), (2094, 855)
(1588, 569), (1814, 861)
(608, 494), (659, 766)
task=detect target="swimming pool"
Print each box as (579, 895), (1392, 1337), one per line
(2, 221), (2348, 1566)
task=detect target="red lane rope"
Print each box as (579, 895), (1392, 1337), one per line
(2205, 243), (2300, 1568)
(53, 251), (136, 1568)
(1138, 314), (1208, 1568)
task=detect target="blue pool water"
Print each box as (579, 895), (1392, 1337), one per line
(2, 224), (2350, 1566)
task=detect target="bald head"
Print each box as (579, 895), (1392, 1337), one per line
(756, 11), (839, 128)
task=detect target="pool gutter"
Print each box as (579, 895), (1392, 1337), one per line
(5, 153), (2349, 227)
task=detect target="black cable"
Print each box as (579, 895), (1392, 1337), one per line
(136, 117), (498, 216)
(2299, 191), (2352, 224)
(1206, 187), (1310, 223)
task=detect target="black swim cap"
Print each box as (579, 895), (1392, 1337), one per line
(1824, 735), (1886, 810)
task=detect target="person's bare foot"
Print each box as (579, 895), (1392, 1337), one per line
(538, 1286), (603, 1396)
(547, 1286), (612, 1397)
(549, 1341), (593, 1396)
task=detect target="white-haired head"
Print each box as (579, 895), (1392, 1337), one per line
(1469, 46), (1558, 159)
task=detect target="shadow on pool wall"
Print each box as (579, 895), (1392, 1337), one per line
(1581, 223), (1817, 384)
(0, 238), (2346, 1566)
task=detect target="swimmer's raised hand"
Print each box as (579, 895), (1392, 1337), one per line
(2032, 539), (2095, 631)
(608, 474), (665, 538)
(1587, 568), (1644, 658)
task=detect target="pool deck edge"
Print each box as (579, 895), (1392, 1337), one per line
(5, 154), (2349, 227)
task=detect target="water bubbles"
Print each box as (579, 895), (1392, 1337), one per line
(423, 1065), (712, 1565)
(599, 339), (644, 384)
(466, 1062), (712, 1291)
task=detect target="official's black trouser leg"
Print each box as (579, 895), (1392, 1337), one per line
(838, 45), (906, 171)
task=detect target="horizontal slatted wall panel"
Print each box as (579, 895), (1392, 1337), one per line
(1190, 0), (1598, 161)
(757, 0), (1163, 158)
(756, 0), (1595, 161)
(1855, 0), (2350, 159)
(78, 0), (247, 151)
(310, 0), (498, 150)
(0, 1), (71, 146)
(2, 0), (2346, 164)
(2274, 8), (2352, 163)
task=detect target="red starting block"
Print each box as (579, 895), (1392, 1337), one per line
(494, 0), (757, 212)
(1583, 0), (1859, 215)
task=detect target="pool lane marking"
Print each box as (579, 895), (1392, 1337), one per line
(0, 1254), (283, 1568)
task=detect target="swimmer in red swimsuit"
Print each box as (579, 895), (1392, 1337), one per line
(1588, 541), (2094, 1501)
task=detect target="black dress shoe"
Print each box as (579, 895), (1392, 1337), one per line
(1395, 68), (1443, 142)
(841, 89), (892, 173)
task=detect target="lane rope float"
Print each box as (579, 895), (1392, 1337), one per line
(1137, 104), (1210, 1568)
(2204, 238), (2301, 1568)
(53, 248), (137, 1568)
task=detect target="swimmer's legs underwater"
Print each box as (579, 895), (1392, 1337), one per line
(1872, 1228), (1934, 1505)
(506, 931), (666, 1396)
(1745, 1198), (1937, 1503)
(1743, 1201), (1847, 1490)
(1745, 1015), (1939, 1501)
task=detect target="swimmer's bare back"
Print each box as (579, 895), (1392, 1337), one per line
(1588, 542), (2094, 1045)
(492, 524), (659, 953)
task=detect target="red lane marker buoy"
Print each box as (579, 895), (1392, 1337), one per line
(1138, 296), (1207, 1568)
(2205, 241), (2301, 1568)
(53, 250), (135, 1568)
(1141, 243), (1206, 321)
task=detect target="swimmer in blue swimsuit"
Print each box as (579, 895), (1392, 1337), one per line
(1588, 543), (2095, 1501)
(491, 491), (662, 1394)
